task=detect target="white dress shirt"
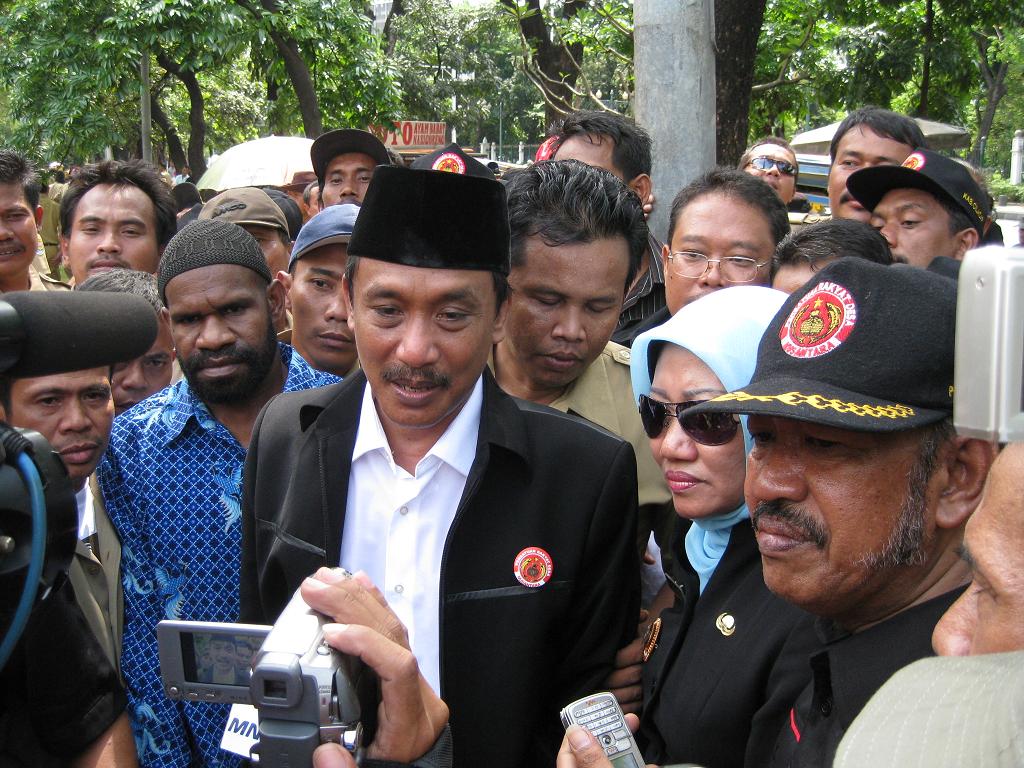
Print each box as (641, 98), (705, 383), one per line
(341, 377), (483, 693)
(75, 482), (96, 541)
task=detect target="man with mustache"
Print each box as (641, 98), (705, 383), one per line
(59, 160), (177, 286)
(0, 150), (70, 293)
(683, 257), (995, 767)
(831, 441), (1024, 767)
(98, 219), (337, 767)
(239, 165), (640, 767)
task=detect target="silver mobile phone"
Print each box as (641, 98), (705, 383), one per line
(560, 691), (646, 768)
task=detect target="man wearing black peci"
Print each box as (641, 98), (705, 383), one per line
(240, 164), (640, 767)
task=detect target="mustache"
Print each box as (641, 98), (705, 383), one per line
(751, 500), (828, 548)
(381, 364), (449, 388)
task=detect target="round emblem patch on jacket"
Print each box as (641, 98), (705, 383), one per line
(514, 547), (553, 588)
(431, 152), (467, 174)
(779, 281), (857, 358)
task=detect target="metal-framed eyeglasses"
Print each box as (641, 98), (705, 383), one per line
(665, 251), (768, 282)
(747, 156), (797, 176)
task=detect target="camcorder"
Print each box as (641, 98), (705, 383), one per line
(157, 584), (378, 766)
(954, 245), (1024, 442)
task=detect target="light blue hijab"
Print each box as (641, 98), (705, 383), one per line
(631, 286), (788, 593)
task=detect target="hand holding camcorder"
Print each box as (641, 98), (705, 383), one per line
(159, 569), (450, 767)
(159, 579), (378, 765)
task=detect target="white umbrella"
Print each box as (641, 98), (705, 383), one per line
(791, 118), (971, 155)
(196, 136), (315, 191)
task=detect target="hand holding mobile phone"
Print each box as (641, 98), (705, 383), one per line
(560, 691), (645, 768)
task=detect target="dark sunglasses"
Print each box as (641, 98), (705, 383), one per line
(638, 394), (740, 446)
(748, 156), (797, 176)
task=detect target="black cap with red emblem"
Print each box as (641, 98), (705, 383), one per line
(846, 148), (989, 236)
(410, 143), (495, 179)
(686, 258), (956, 431)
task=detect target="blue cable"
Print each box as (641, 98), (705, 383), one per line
(0, 453), (46, 670)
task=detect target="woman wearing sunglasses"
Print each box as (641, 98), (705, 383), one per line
(626, 285), (819, 768)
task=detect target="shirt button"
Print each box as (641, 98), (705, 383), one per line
(400, 506), (409, 516)
(394, 584), (404, 594)
(820, 697), (833, 717)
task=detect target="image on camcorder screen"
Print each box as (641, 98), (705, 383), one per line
(187, 632), (259, 686)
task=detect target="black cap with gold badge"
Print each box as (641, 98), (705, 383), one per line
(846, 148), (989, 236)
(410, 143), (495, 179)
(348, 164), (510, 275)
(687, 258), (956, 431)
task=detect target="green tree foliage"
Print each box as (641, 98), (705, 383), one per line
(0, 0), (400, 165)
(391, 0), (543, 155)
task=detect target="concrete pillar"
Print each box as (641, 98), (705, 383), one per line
(518, 142), (525, 164)
(1012, 129), (1023, 186)
(480, 138), (488, 155)
(634, 0), (717, 243)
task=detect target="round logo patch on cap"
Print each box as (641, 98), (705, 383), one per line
(513, 547), (553, 588)
(779, 281), (857, 359)
(902, 152), (927, 171)
(431, 152), (467, 174)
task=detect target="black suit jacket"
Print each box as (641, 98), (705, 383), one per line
(240, 371), (641, 767)
(639, 521), (819, 768)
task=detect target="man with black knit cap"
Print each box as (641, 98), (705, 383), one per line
(240, 164), (640, 767)
(98, 218), (338, 767)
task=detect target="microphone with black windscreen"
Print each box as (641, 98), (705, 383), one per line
(0, 289), (159, 669)
(0, 290), (158, 377)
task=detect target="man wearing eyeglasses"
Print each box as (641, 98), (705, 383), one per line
(740, 138), (799, 207)
(618, 170), (789, 350)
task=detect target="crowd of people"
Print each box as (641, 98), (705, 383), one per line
(0, 105), (1021, 768)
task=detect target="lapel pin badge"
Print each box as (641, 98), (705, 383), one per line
(514, 546), (553, 588)
(642, 616), (662, 662)
(716, 612), (736, 637)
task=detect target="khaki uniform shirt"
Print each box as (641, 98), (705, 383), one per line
(67, 475), (123, 673)
(28, 263), (70, 292)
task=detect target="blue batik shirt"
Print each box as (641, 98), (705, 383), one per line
(99, 344), (338, 767)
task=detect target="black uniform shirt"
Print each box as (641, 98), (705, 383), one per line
(770, 587), (965, 768)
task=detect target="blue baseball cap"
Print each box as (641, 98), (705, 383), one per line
(288, 204), (360, 271)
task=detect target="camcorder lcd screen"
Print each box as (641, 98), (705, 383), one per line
(180, 630), (263, 687)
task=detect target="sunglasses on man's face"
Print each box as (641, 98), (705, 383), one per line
(748, 156), (797, 176)
(638, 394), (740, 446)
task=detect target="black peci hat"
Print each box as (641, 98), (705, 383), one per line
(410, 143), (495, 179)
(846, 149), (989, 235)
(688, 258), (956, 432)
(348, 165), (510, 275)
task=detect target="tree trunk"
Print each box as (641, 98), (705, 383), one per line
(972, 29), (1009, 162)
(232, 0), (323, 137)
(156, 51), (208, 177)
(150, 92), (188, 172)
(916, 0), (933, 116)
(264, 25), (323, 137)
(501, 0), (584, 127)
(715, 0), (768, 165)
(382, 0), (406, 56)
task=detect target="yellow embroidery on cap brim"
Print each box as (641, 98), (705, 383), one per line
(710, 391), (916, 419)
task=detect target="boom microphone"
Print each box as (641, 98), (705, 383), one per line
(0, 291), (158, 378)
